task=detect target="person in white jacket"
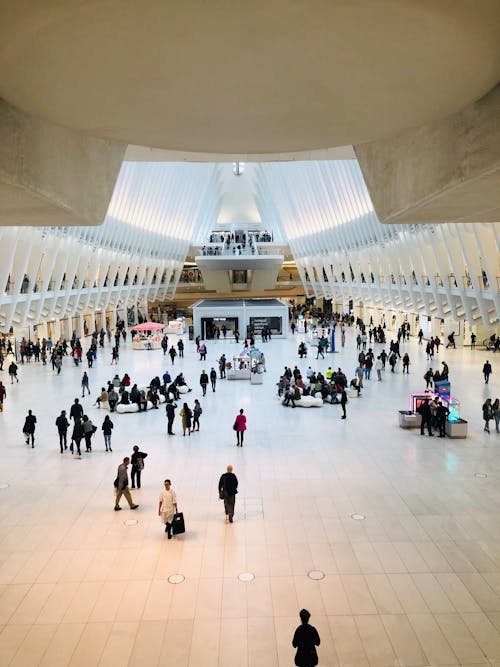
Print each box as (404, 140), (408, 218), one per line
(375, 356), (383, 381)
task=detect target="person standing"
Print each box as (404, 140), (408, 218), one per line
(55, 410), (70, 452)
(180, 402), (192, 436)
(234, 408), (247, 446)
(81, 371), (90, 397)
(219, 354), (227, 379)
(23, 409), (37, 447)
(471, 332), (476, 348)
(375, 356), (383, 381)
(158, 479), (178, 538)
(114, 457), (139, 511)
(483, 398), (493, 433)
(418, 398), (433, 436)
(209, 367), (217, 392)
(483, 360), (492, 384)
(102, 414), (113, 451)
(8, 360), (18, 384)
(436, 401), (449, 438)
(192, 399), (202, 431)
(340, 389), (347, 419)
(177, 338), (184, 358)
(292, 609), (320, 667)
(199, 370), (208, 396)
(218, 465), (238, 523)
(131, 445), (148, 489)
(166, 399), (177, 435)
(199, 342), (207, 361)
(0, 381), (6, 411)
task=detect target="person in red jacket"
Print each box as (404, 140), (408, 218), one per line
(234, 408), (247, 447)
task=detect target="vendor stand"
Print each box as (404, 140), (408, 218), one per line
(131, 322), (164, 350)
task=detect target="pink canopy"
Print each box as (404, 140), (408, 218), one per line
(131, 322), (164, 332)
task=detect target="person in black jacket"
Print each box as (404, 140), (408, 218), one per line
(69, 398), (84, 422)
(199, 370), (208, 396)
(218, 465), (238, 523)
(131, 445), (148, 489)
(165, 399), (177, 435)
(23, 410), (37, 447)
(292, 609), (320, 667)
(209, 367), (217, 392)
(71, 417), (84, 456)
(417, 398), (433, 436)
(55, 410), (70, 452)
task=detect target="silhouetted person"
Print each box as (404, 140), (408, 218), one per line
(292, 608), (320, 667)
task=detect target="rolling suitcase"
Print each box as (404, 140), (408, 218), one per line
(172, 512), (185, 535)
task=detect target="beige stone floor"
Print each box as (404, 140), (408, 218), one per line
(0, 328), (499, 666)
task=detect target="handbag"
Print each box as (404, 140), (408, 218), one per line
(172, 512), (185, 535)
(113, 477), (119, 488)
(232, 422), (237, 431)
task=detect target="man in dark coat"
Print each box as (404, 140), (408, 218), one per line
(55, 410), (70, 452)
(199, 370), (209, 396)
(165, 399), (177, 435)
(218, 465), (238, 523)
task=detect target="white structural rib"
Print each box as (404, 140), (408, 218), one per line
(257, 161), (499, 325)
(0, 162), (222, 332)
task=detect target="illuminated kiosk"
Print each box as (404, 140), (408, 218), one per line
(131, 322), (164, 350)
(399, 385), (467, 437)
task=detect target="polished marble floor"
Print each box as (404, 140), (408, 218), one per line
(0, 326), (499, 666)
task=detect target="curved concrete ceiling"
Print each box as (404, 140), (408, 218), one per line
(1, 1), (499, 155)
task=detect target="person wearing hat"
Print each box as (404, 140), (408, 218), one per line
(292, 608), (320, 667)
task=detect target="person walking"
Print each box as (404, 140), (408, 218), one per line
(131, 445), (148, 489)
(8, 360), (18, 384)
(23, 409), (37, 447)
(483, 360), (492, 384)
(199, 342), (207, 361)
(340, 388), (347, 419)
(192, 399), (202, 431)
(180, 402), (192, 436)
(70, 398), (84, 422)
(292, 609), (321, 667)
(199, 370), (208, 396)
(177, 338), (184, 358)
(81, 371), (90, 397)
(55, 409), (70, 452)
(82, 415), (95, 452)
(492, 398), (500, 434)
(234, 408), (246, 446)
(375, 356), (383, 381)
(0, 381), (6, 411)
(218, 465), (238, 523)
(402, 353), (410, 373)
(102, 414), (113, 451)
(166, 399), (177, 435)
(114, 457), (139, 511)
(158, 479), (178, 538)
(168, 346), (177, 364)
(209, 367), (217, 392)
(219, 354), (227, 379)
(483, 398), (493, 433)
